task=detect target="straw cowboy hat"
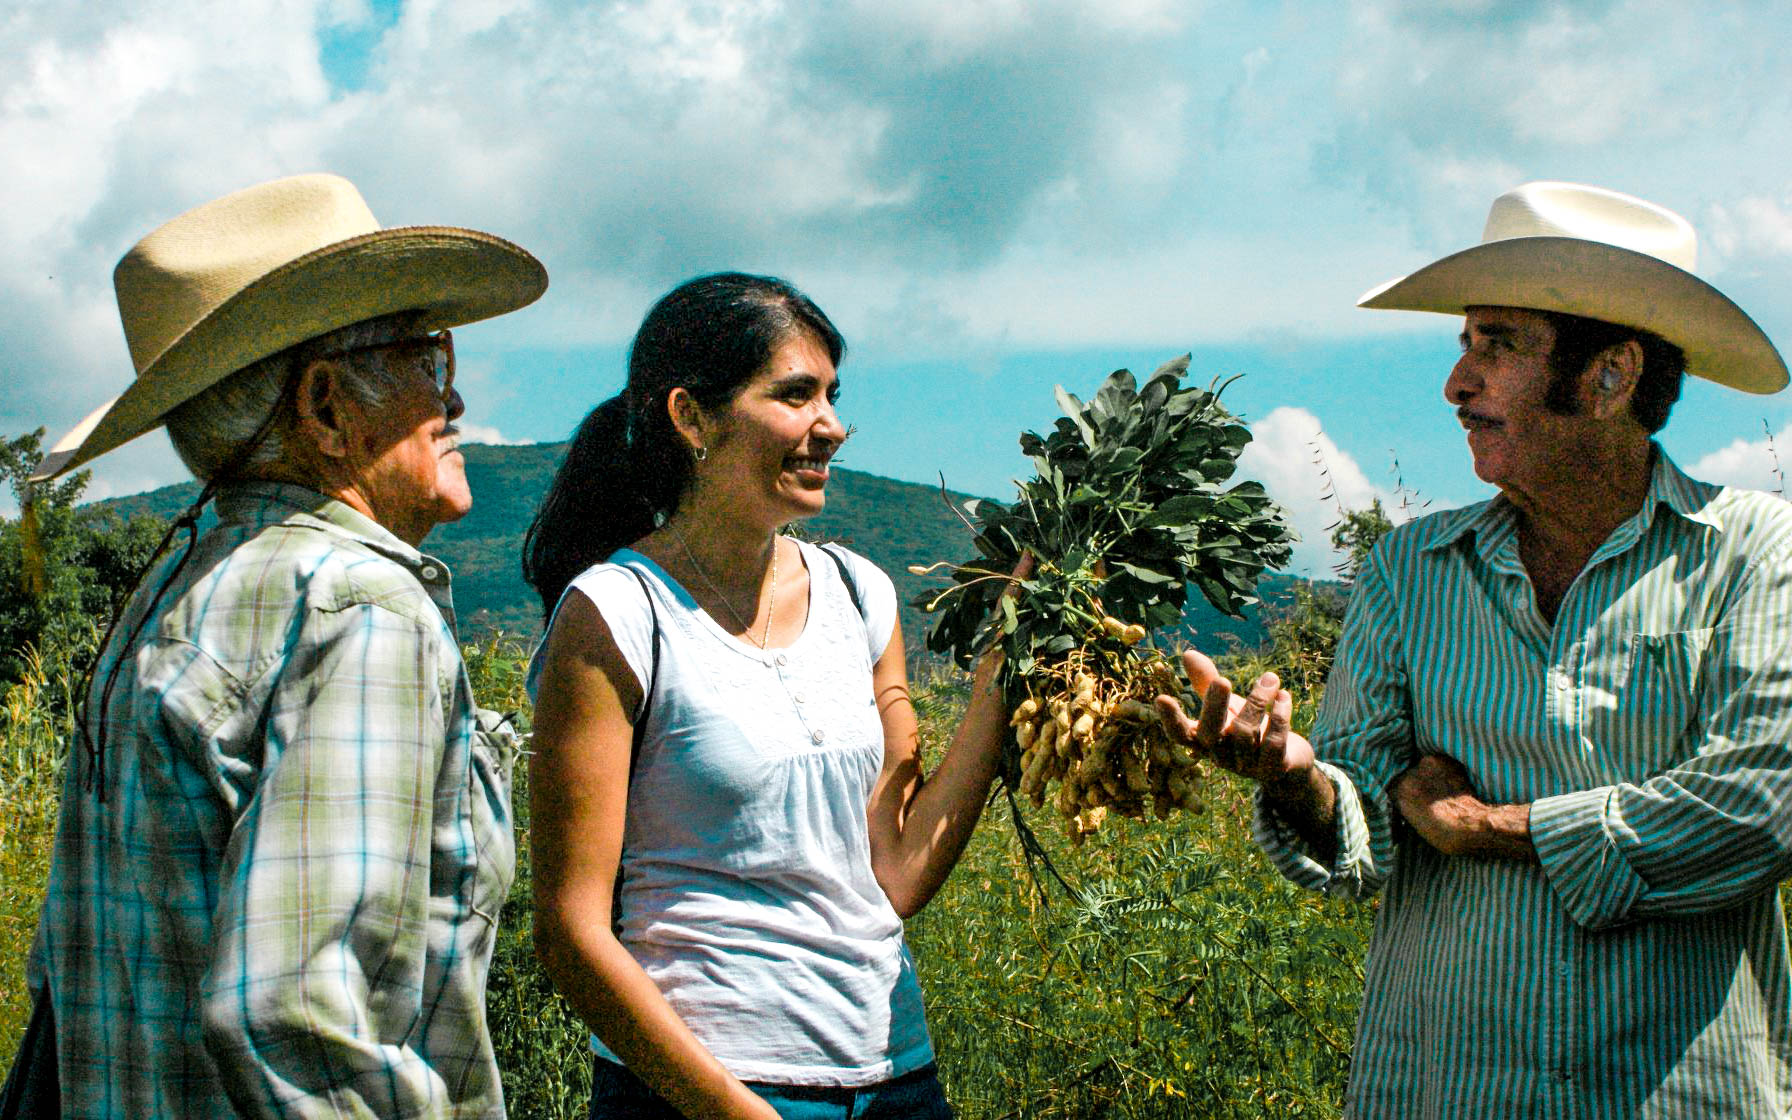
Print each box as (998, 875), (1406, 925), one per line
(30, 172), (548, 481)
(1358, 181), (1787, 395)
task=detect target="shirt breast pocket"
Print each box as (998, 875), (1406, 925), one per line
(1598, 628), (1713, 770)
(464, 709), (519, 926)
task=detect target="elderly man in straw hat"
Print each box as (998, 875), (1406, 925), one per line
(13, 174), (546, 1117)
(1158, 182), (1792, 1117)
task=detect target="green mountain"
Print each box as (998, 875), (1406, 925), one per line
(101, 443), (1306, 654)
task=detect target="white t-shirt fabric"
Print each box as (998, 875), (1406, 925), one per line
(527, 539), (935, 1087)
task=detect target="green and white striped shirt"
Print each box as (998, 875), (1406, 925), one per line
(1256, 448), (1792, 1119)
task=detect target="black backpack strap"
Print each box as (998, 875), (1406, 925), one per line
(615, 564), (660, 936)
(820, 542), (865, 621)
(623, 565), (660, 782)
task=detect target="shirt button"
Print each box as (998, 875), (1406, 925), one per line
(776, 653), (789, 667)
(1555, 672), (1571, 691)
(792, 692), (805, 704)
(420, 565), (440, 581)
(811, 729), (825, 744)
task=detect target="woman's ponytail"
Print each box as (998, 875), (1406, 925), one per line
(522, 395), (652, 619)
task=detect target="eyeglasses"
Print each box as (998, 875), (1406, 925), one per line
(316, 329), (455, 405)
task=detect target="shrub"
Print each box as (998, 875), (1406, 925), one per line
(3, 603), (1381, 1118)
(0, 431), (168, 689)
(0, 623), (98, 1044)
(463, 632), (596, 1115)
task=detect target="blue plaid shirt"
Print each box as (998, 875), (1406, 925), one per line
(28, 482), (517, 1118)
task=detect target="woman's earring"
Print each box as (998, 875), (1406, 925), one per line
(694, 445), (707, 462)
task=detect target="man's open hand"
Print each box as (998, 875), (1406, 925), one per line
(1153, 648), (1314, 787)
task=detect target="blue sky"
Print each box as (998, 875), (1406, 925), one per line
(4, 0), (1790, 575)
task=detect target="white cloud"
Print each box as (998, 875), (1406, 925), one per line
(454, 422), (523, 447)
(834, 0), (1184, 64)
(1421, 155), (1527, 208)
(1337, 0), (1681, 149)
(1684, 423), (1792, 496)
(1236, 406), (1421, 579)
(318, 0), (375, 26)
(1327, 0), (1788, 249)
(6, 0), (1792, 514)
(1707, 194), (1792, 262)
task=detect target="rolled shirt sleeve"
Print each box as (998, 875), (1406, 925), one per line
(1253, 546), (1412, 900)
(201, 600), (451, 1118)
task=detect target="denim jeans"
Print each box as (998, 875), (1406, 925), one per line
(589, 1056), (954, 1119)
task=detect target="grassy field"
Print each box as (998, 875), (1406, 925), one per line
(1, 632), (1371, 1117)
(0, 630), (88, 1047)
(907, 787), (1367, 1118)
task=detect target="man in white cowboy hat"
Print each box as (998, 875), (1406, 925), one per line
(1158, 182), (1792, 1117)
(16, 174), (546, 1117)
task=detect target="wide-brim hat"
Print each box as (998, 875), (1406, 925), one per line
(1357, 181), (1787, 395)
(31, 172), (549, 481)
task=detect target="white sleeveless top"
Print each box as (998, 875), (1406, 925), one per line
(528, 540), (935, 1086)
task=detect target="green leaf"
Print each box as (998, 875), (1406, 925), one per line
(1150, 354), (1192, 382)
(1114, 561), (1179, 585)
(1055, 385), (1098, 448)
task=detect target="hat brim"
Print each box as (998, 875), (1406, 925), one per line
(32, 225), (547, 481)
(1357, 236), (1788, 395)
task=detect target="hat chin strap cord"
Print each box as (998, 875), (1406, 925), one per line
(75, 364), (302, 801)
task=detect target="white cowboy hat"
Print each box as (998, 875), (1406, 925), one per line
(31, 172), (549, 481)
(1357, 181), (1787, 395)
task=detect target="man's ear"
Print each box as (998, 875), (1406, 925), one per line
(1588, 338), (1644, 422)
(292, 358), (354, 459)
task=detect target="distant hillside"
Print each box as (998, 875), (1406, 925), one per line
(101, 442), (1317, 654)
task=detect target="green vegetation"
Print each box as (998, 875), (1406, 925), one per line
(1, 433), (167, 1037)
(97, 441), (1305, 650)
(0, 431), (165, 688)
(465, 633), (596, 1116)
(3, 431), (1371, 1115)
(0, 625), (94, 1037)
(1, 599), (1371, 1119)
(910, 362), (1297, 842)
(1328, 498), (1394, 585)
(907, 718), (1367, 1116)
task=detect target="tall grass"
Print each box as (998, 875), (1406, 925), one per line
(903, 675), (1367, 1119)
(2, 626), (1372, 1117)
(0, 624), (95, 1044)
(466, 648), (1370, 1118)
(464, 633), (595, 1116)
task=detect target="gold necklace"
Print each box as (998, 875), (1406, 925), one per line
(668, 521), (779, 649)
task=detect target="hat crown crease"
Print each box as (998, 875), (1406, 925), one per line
(1481, 182), (1697, 272)
(114, 174), (380, 375)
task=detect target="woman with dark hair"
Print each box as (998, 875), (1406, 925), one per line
(523, 272), (1019, 1119)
